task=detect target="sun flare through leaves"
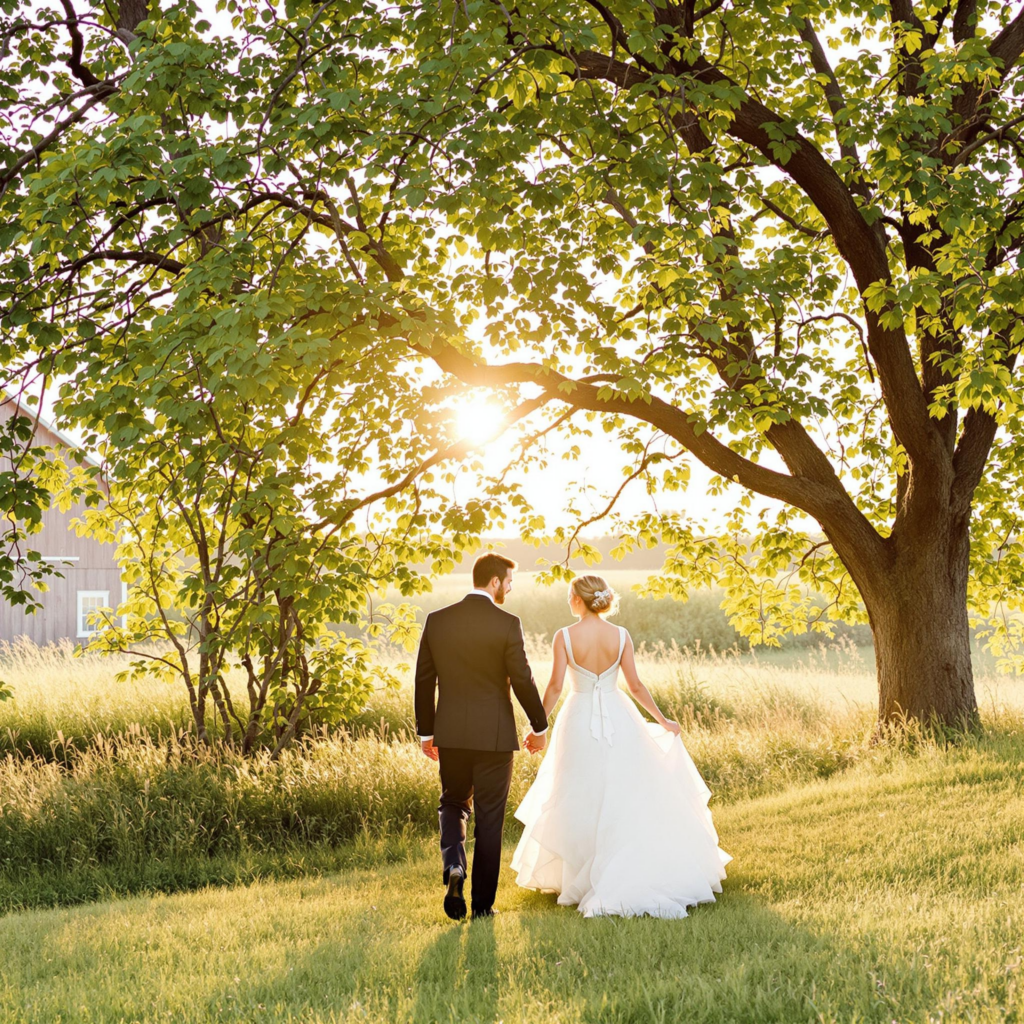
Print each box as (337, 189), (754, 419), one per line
(452, 395), (507, 448)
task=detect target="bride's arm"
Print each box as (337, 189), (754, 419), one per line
(541, 630), (569, 717)
(620, 632), (681, 735)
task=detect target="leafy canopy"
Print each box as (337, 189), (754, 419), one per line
(2, 0), (1024, 663)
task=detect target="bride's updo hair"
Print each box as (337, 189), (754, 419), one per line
(570, 575), (619, 617)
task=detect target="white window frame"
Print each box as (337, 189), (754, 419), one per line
(77, 590), (110, 638)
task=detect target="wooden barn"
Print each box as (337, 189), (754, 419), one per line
(0, 396), (124, 645)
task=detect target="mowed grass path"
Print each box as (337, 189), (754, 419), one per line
(3, 738), (1024, 1024)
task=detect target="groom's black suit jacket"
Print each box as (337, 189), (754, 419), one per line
(415, 595), (548, 751)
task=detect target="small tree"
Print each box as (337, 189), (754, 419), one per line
(68, 287), (493, 755)
(1, 0), (512, 749)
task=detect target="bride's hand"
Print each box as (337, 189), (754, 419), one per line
(661, 719), (681, 736)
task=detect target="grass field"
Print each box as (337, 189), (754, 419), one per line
(2, 736), (1024, 1023)
(3, 620), (1024, 1022)
(0, 639), (883, 914)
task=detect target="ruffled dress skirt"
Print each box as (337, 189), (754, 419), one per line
(510, 669), (731, 919)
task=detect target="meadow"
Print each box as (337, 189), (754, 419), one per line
(1, 580), (1024, 1021)
(0, 634), (884, 912)
(5, 741), (1024, 1024)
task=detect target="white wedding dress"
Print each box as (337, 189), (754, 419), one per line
(511, 625), (732, 918)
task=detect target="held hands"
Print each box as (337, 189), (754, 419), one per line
(523, 730), (547, 755)
(420, 737), (439, 761)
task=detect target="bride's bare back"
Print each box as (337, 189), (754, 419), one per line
(565, 618), (623, 676)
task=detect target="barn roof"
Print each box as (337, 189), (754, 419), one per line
(1, 391), (104, 469)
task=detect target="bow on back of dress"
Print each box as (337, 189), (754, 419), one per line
(562, 626), (626, 745)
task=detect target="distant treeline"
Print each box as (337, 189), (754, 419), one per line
(409, 586), (872, 653)
(394, 538), (874, 650)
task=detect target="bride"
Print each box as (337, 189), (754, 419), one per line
(511, 575), (732, 918)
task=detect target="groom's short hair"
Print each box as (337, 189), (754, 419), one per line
(473, 553), (517, 588)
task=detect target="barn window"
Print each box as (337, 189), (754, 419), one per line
(77, 591), (110, 637)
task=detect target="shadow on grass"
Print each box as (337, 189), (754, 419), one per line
(502, 888), (912, 1024)
(0, 836), (430, 917)
(268, 877), (943, 1024)
(412, 916), (499, 1023)
(0, 862), (1011, 1024)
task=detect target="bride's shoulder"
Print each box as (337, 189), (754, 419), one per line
(607, 621), (631, 647)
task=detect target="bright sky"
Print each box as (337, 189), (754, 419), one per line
(446, 393), (788, 536)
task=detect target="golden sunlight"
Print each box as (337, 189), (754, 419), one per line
(453, 395), (506, 447)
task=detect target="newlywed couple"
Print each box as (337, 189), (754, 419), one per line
(414, 552), (731, 920)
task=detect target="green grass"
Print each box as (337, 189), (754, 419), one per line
(3, 638), (1024, 1019)
(5, 636), (1024, 918)
(2, 735), (1024, 1023)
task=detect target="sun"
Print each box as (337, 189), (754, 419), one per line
(453, 395), (506, 447)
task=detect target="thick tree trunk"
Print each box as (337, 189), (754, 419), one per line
(867, 516), (979, 732)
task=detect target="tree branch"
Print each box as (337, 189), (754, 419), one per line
(0, 91), (110, 199)
(580, 0), (662, 75)
(953, 0), (977, 43)
(947, 5), (1024, 152)
(59, 0), (108, 89)
(421, 344), (890, 586)
(990, 6), (1024, 78)
(597, 118), (857, 512)
(951, 332), (1020, 512)
(567, 43), (942, 473)
(58, 249), (186, 275)
(557, 435), (679, 565)
(952, 110), (1024, 166)
(795, 15), (867, 192)
(315, 390), (554, 530)
(754, 193), (828, 238)
(888, 0), (929, 97)
(695, 0), (728, 20)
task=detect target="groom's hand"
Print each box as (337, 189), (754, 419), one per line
(523, 730), (546, 754)
(420, 738), (439, 761)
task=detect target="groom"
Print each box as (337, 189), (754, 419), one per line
(415, 553), (548, 920)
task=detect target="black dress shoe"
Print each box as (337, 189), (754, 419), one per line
(470, 906), (498, 920)
(443, 867), (467, 920)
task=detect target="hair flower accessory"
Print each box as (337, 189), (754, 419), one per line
(596, 588), (613, 600)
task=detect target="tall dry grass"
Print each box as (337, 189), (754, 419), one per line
(3, 634), (1024, 912)
(0, 638), (193, 759)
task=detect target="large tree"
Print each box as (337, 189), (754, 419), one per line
(3, 0), (1024, 731)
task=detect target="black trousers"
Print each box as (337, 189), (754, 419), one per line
(437, 747), (514, 912)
